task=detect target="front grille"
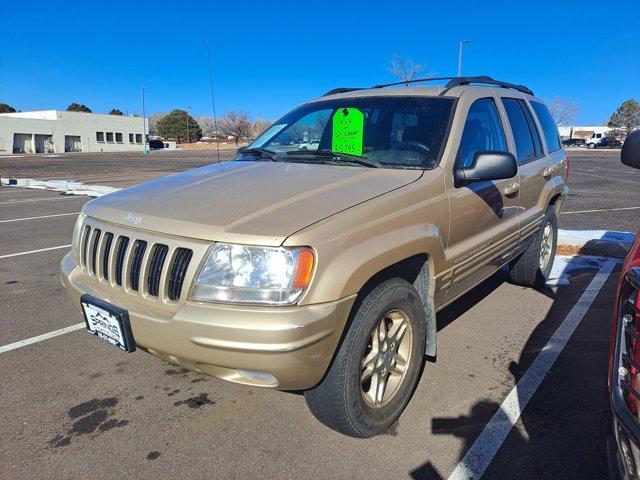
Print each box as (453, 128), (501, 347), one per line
(80, 224), (194, 302)
(617, 267), (640, 414)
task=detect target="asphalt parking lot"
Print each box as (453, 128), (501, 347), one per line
(0, 149), (635, 479)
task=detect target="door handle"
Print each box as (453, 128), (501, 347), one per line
(504, 182), (520, 196)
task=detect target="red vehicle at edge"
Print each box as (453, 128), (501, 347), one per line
(608, 129), (640, 479)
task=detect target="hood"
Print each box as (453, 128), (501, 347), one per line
(84, 161), (422, 245)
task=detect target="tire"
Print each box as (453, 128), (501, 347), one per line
(508, 206), (558, 287)
(588, 143), (596, 149)
(304, 278), (426, 438)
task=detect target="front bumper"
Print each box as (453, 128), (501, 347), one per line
(62, 252), (355, 390)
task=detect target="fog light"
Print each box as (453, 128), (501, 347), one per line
(238, 369), (277, 386)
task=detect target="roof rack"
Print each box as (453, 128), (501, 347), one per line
(322, 75), (534, 97)
(321, 87), (367, 97)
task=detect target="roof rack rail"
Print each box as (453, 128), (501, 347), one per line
(323, 76), (534, 97)
(371, 76), (458, 89)
(444, 76), (534, 96)
(321, 87), (367, 97)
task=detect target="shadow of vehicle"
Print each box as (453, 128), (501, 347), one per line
(410, 254), (619, 479)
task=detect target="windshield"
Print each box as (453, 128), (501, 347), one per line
(245, 96), (455, 169)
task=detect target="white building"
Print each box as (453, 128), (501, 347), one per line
(0, 110), (149, 154)
(557, 125), (610, 141)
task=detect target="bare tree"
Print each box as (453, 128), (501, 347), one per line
(251, 116), (272, 139)
(196, 115), (218, 138)
(389, 54), (424, 86)
(148, 112), (167, 136)
(219, 111), (252, 145)
(548, 98), (580, 125)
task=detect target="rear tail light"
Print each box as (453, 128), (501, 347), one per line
(614, 267), (640, 415)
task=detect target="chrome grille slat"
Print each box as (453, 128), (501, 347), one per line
(115, 236), (130, 286)
(168, 248), (193, 301)
(129, 241), (148, 292)
(90, 229), (102, 275)
(101, 233), (114, 281)
(81, 226), (91, 267)
(147, 244), (168, 297)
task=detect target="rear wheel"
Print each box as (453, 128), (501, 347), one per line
(508, 206), (557, 287)
(304, 278), (426, 438)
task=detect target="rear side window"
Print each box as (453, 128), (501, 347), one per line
(456, 98), (507, 168)
(502, 98), (541, 165)
(531, 101), (561, 152)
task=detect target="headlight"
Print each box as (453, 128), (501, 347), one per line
(190, 243), (315, 305)
(71, 213), (86, 254)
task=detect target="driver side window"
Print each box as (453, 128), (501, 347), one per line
(456, 98), (507, 168)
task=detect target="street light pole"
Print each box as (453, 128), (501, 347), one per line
(186, 106), (192, 145)
(142, 87), (148, 155)
(458, 40), (471, 77)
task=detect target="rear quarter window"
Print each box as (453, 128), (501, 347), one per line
(530, 101), (562, 152)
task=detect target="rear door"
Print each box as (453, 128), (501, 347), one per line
(499, 96), (553, 251)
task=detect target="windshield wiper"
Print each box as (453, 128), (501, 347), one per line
(287, 149), (380, 168)
(238, 147), (279, 161)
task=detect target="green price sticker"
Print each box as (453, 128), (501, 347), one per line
(332, 108), (364, 156)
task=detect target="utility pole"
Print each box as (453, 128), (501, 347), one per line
(186, 106), (192, 145)
(142, 87), (148, 155)
(458, 40), (471, 77)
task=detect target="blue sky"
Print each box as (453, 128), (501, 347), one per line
(1, 0), (638, 125)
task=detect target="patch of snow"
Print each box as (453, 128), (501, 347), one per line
(0, 178), (120, 197)
(547, 254), (614, 286)
(558, 229), (635, 244)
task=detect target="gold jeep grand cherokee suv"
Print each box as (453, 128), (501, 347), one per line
(62, 76), (568, 437)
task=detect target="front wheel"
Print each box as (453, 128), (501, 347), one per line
(304, 278), (426, 437)
(508, 206), (558, 287)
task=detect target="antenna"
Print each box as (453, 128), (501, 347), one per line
(205, 37), (221, 163)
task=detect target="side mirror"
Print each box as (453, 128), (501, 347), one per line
(622, 130), (640, 170)
(454, 151), (518, 187)
(237, 146), (247, 155)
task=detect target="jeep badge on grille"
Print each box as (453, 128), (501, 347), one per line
(123, 212), (143, 225)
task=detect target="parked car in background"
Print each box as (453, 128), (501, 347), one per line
(598, 136), (623, 149)
(297, 140), (320, 150)
(148, 139), (165, 150)
(586, 132), (605, 148)
(608, 129), (640, 479)
(562, 138), (585, 147)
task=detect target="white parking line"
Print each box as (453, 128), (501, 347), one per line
(0, 212), (80, 223)
(0, 323), (85, 354)
(0, 245), (71, 259)
(570, 170), (640, 185)
(0, 196), (82, 205)
(561, 206), (640, 215)
(447, 259), (616, 480)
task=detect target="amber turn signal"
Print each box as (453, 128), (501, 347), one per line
(293, 249), (315, 288)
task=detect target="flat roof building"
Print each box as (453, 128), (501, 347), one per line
(0, 110), (149, 154)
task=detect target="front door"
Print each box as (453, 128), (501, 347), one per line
(444, 95), (520, 304)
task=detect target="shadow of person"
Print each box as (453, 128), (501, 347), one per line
(410, 254), (617, 479)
